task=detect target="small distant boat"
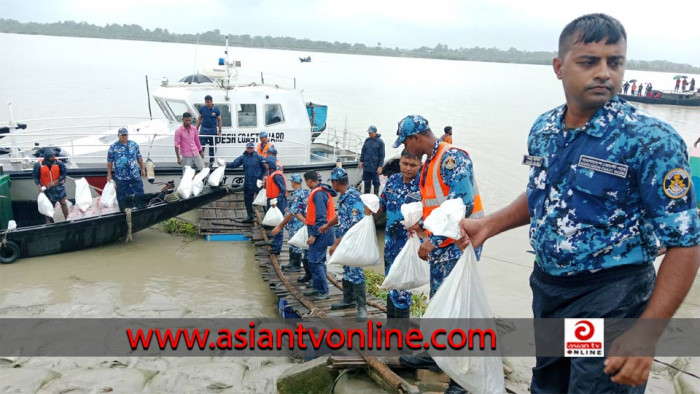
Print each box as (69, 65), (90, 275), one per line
(299, 56), (312, 63)
(620, 91), (700, 107)
(0, 186), (232, 264)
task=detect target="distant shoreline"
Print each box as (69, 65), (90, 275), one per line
(2, 18), (699, 73)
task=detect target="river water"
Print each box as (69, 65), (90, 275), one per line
(1, 33), (699, 392)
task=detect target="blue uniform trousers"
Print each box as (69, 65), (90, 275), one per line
(308, 231), (334, 294)
(267, 195), (287, 253)
(530, 263), (654, 394)
(243, 184), (258, 217)
(199, 127), (217, 163)
(362, 170), (380, 194)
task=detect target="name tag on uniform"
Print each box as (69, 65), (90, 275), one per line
(577, 155), (628, 178)
(522, 155), (543, 167)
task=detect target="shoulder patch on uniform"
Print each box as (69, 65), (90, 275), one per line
(444, 156), (457, 170)
(663, 168), (690, 199)
(351, 208), (359, 217)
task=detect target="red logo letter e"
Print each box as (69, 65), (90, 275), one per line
(574, 320), (595, 341)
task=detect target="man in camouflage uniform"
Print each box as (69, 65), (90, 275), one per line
(394, 114), (483, 394)
(271, 174), (310, 275)
(321, 167), (369, 321)
(378, 148), (422, 318)
(458, 14), (700, 392)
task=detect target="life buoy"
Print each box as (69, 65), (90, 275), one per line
(0, 240), (20, 264)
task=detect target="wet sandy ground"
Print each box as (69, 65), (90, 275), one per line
(1, 222), (699, 392)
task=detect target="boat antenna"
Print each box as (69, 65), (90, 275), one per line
(145, 75), (153, 120)
(225, 35), (231, 99)
(192, 34), (200, 84)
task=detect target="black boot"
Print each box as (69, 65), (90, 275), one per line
(399, 352), (441, 372)
(444, 379), (467, 394)
(354, 281), (368, 322)
(331, 279), (356, 310)
(282, 251), (302, 272)
(297, 255), (312, 283)
(241, 204), (255, 223)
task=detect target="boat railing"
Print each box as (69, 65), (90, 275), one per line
(5, 116), (164, 134)
(317, 126), (364, 162)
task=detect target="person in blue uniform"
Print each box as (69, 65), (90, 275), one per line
(263, 145), (281, 175)
(265, 161), (287, 255)
(359, 125), (385, 195)
(228, 142), (265, 223)
(196, 95), (222, 165)
(107, 127), (145, 210)
(302, 170), (337, 300)
(393, 114), (484, 394)
(377, 148), (422, 318)
(271, 174), (310, 273)
(320, 167), (368, 321)
(458, 14), (700, 392)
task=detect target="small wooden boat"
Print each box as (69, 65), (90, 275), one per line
(0, 186), (232, 264)
(620, 92), (700, 106)
(299, 56), (311, 62)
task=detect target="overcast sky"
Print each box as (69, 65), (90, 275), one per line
(3, 0), (700, 66)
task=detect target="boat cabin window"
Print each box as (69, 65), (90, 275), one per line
(237, 104), (257, 127)
(194, 103), (232, 127)
(155, 98), (174, 121)
(164, 100), (191, 122)
(265, 104), (285, 126)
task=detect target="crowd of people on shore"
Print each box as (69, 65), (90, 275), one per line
(32, 13), (700, 394)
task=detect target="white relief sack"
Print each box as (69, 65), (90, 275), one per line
(423, 198), (466, 240)
(421, 246), (506, 394)
(177, 166), (196, 199)
(74, 177), (93, 212)
(207, 165), (226, 187)
(328, 215), (380, 267)
(253, 189), (268, 206)
(288, 226), (309, 250)
(262, 206), (284, 227)
(380, 234), (429, 290)
(100, 180), (118, 208)
(360, 193), (380, 213)
(37, 192), (54, 217)
(191, 167), (210, 196)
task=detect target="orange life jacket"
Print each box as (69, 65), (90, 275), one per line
(257, 142), (270, 157)
(420, 141), (483, 247)
(266, 169), (284, 198)
(306, 186), (336, 226)
(38, 158), (61, 187)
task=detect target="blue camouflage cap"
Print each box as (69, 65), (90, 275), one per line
(289, 173), (303, 183)
(267, 145), (277, 154)
(118, 127), (128, 135)
(367, 125), (377, 133)
(245, 142), (255, 148)
(259, 131), (268, 138)
(330, 167), (348, 180)
(393, 115), (429, 148)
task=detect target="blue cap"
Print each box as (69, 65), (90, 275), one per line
(289, 173), (303, 183)
(367, 125), (377, 133)
(330, 167), (348, 180)
(245, 142), (255, 148)
(267, 145), (277, 154)
(259, 131), (268, 138)
(118, 127), (128, 135)
(393, 115), (429, 148)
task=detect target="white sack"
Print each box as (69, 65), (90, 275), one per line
(177, 166), (196, 199)
(37, 192), (54, 217)
(74, 177), (93, 212)
(423, 198), (466, 240)
(328, 215), (380, 267)
(360, 193), (380, 213)
(400, 201), (424, 228)
(100, 180), (118, 208)
(288, 226), (310, 250)
(191, 167), (210, 196)
(253, 189), (268, 206)
(207, 165), (226, 187)
(262, 206), (284, 227)
(380, 234), (429, 290)
(421, 246), (505, 394)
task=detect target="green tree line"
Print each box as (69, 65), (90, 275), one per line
(2, 18), (699, 73)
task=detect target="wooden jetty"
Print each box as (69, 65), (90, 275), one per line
(197, 191), (519, 393)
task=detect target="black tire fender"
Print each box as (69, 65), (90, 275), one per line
(0, 240), (20, 264)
